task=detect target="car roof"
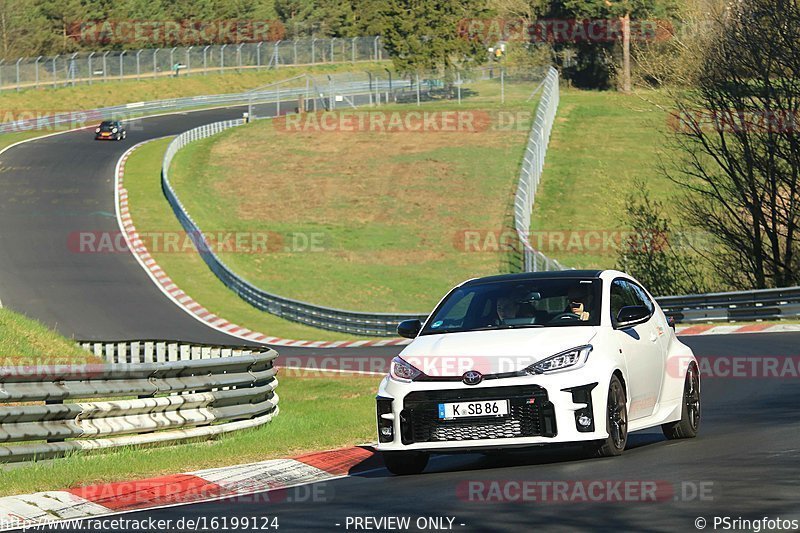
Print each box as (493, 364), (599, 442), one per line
(461, 270), (604, 287)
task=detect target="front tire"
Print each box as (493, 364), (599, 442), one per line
(662, 363), (700, 439)
(382, 451), (429, 475)
(594, 374), (628, 457)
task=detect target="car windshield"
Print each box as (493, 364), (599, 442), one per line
(420, 278), (602, 335)
(99, 122), (115, 130)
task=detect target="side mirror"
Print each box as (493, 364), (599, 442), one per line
(397, 319), (422, 339)
(616, 305), (650, 327)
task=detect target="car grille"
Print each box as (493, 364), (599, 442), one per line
(400, 386), (556, 445)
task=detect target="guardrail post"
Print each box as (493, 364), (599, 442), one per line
(153, 48), (159, 78)
(119, 50), (125, 81)
(136, 49), (142, 80)
(102, 51), (109, 81)
(293, 40), (298, 64)
(15, 57), (20, 91)
(351, 37), (357, 63)
(236, 43), (243, 70)
(330, 38), (336, 62)
(186, 46), (192, 74)
(273, 40), (281, 69)
(220, 44), (226, 74)
(256, 42), (262, 69)
(374, 36), (380, 61)
(203, 45), (210, 74)
(170, 47), (177, 74)
(52, 55), (59, 88)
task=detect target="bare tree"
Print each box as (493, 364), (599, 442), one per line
(667, 0), (800, 289)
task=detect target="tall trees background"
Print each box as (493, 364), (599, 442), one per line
(0, 0), (679, 85)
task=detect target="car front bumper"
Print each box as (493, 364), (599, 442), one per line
(375, 369), (611, 452)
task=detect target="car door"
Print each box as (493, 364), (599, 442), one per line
(609, 279), (663, 419)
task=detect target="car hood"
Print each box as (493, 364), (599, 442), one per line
(398, 327), (599, 376)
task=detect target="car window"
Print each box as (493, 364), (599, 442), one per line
(610, 279), (632, 322)
(611, 278), (654, 325)
(421, 278), (602, 335)
(627, 282), (655, 313)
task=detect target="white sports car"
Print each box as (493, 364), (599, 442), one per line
(376, 270), (700, 475)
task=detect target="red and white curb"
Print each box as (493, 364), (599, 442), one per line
(0, 446), (377, 530)
(115, 140), (411, 349)
(116, 143), (800, 346)
(675, 323), (800, 336)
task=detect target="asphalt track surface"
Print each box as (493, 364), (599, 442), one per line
(0, 97), (390, 358)
(2, 102), (799, 532)
(33, 332), (800, 532)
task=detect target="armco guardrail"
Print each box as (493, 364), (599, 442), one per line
(78, 340), (268, 363)
(0, 345), (278, 463)
(656, 286), (800, 323)
(159, 80), (430, 335)
(514, 66), (568, 272)
(0, 36), (385, 92)
(158, 69), (554, 334)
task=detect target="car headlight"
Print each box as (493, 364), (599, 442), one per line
(389, 356), (422, 382)
(95, 128), (100, 133)
(112, 127), (118, 133)
(526, 345), (593, 374)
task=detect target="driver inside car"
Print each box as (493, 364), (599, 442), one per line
(566, 287), (591, 321)
(496, 295), (520, 324)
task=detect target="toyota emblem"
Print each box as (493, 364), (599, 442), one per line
(462, 370), (483, 385)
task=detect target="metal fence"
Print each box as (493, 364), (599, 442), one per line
(0, 346), (278, 463)
(160, 81), (428, 335)
(514, 66), (568, 272)
(0, 36), (385, 92)
(159, 69), (559, 334)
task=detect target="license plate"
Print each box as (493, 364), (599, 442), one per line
(438, 400), (509, 420)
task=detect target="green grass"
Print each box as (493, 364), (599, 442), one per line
(124, 138), (375, 341)
(530, 89), (677, 269)
(163, 79), (538, 314)
(0, 62), (389, 114)
(0, 373), (379, 496)
(0, 308), (94, 363)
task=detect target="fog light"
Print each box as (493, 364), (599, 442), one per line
(577, 413), (592, 428)
(377, 397), (394, 443)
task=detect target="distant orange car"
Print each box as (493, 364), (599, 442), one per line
(95, 120), (126, 141)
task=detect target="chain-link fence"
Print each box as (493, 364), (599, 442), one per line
(513, 67), (568, 272)
(0, 36), (385, 92)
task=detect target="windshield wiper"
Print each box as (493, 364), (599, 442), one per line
(469, 324), (545, 331)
